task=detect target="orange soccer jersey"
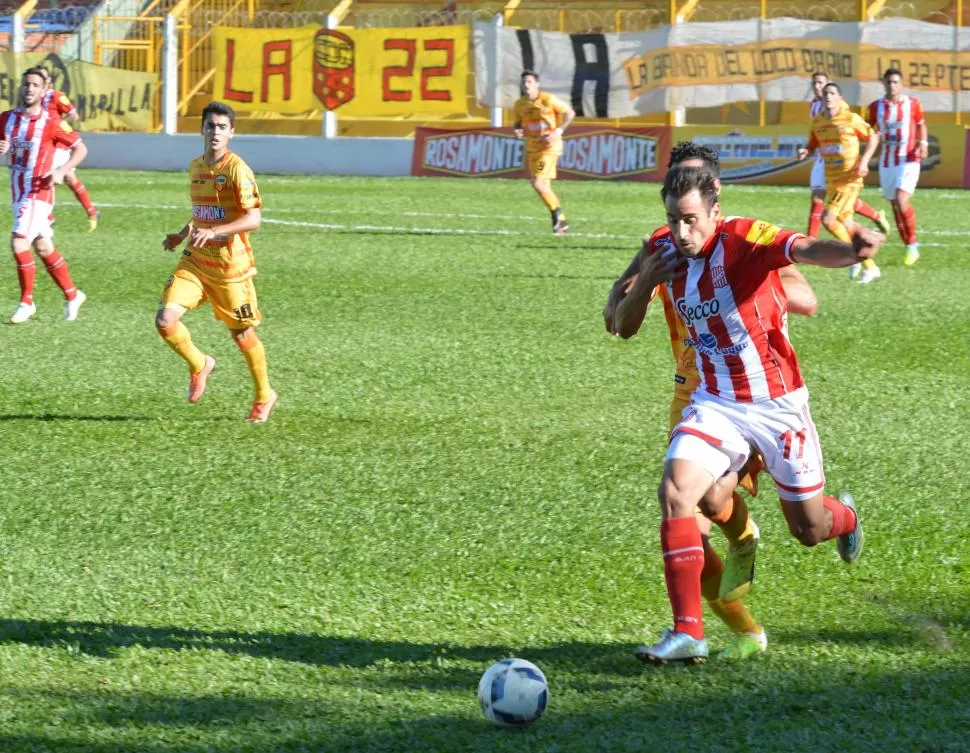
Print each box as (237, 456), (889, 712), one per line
(513, 92), (568, 155)
(184, 151), (261, 282)
(806, 108), (875, 188)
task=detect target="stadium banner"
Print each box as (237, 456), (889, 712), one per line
(411, 125), (670, 180)
(474, 17), (970, 116)
(0, 52), (155, 131)
(214, 25), (468, 116)
(671, 124), (966, 187)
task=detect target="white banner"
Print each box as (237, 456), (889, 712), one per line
(474, 17), (970, 116)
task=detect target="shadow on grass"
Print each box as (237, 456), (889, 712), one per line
(0, 414), (154, 422)
(0, 664), (967, 753)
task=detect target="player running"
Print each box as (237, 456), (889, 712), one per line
(157, 101), (277, 423)
(866, 67), (927, 268)
(604, 142), (819, 661)
(35, 65), (100, 232)
(0, 67), (88, 324)
(512, 70), (575, 235)
(803, 72), (889, 240)
(798, 82), (882, 283)
(634, 164), (879, 664)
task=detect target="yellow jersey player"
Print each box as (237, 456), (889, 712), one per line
(156, 101), (277, 422)
(512, 70), (575, 235)
(798, 83), (883, 283)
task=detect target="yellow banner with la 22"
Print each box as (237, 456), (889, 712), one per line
(213, 25), (469, 116)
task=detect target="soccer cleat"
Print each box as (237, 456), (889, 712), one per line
(836, 490), (864, 563)
(88, 210), (100, 232)
(857, 265), (881, 284)
(903, 244), (920, 267)
(719, 629), (768, 661)
(246, 389), (278, 423)
(875, 210), (891, 235)
(719, 522), (759, 603)
(848, 263), (862, 280)
(9, 301), (36, 324)
(64, 290), (86, 321)
(636, 629), (708, 665)
(187, 355), (216, 403)
(553, 217), (569, 235)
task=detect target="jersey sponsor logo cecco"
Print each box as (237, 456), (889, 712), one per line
(422, 131), (525, 176)
(676, 297), (721, 324)
(193, 205), (227, 221)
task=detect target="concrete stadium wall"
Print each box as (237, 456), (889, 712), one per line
(81, 134), (414, 176)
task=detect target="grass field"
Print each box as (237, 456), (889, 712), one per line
(0, 170), (967, 752)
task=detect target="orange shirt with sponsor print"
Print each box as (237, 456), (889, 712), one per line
(186, 151), (261, 282)
(806, 108), (875, 188)
(513, 91), (568, 156)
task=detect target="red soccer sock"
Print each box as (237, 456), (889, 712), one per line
(13, 250), (36, 304)
(822, 495), (858, 539)
(42, 249), (77, 301)
(807, 198), (823, 238)
(900, 205), (917, 245)
(69, 180), (97, 217)
(854, 198), (879, 222)
(661, 517), (705, 639)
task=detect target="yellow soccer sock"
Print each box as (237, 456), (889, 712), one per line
(158, 322), (207, 373)
(537, 187), (560, 213)
(709, 597), (762, 636)
(826, 220), (851, 243)
(235, 329), (273, 402)
(862, 258), (877, 270)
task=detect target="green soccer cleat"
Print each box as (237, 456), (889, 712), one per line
(718, 629), (768, 661)
(719, 522), (759, 603)
(875, 209), (891, 235)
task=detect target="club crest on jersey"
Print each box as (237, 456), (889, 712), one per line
(710, 265), (728, 289)
(676, 297), (721, 324)
(214, 175), (228, 191)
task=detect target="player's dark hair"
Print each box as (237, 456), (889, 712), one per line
(883, 67), (902, 80)
(35, 64), (51, 80)
(521, 70), (539, 81)
(202, 100), (235, 127)
(22, 67), (46, 83)
(811, 71), (828, 82)
(668, 141), (720, 173)
(661, 165), (719, 210)
(822, 82), (841, 95)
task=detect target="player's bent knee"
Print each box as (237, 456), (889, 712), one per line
(658, 477), (698, 519)
(155, 307), (180, 330)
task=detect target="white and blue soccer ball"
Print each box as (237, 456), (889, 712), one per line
(477, 658), (549, 727)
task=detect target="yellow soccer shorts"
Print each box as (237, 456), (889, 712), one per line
(160, 264), (262, 329)
(528, 150), (559, 180)
(824, 181), (861, 222)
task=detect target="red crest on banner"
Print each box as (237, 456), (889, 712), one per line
(314, 29), (355, 110)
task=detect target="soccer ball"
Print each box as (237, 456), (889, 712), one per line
(477, 658), (549, 727)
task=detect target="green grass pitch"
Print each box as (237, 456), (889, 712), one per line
(0, 170), (967, 752)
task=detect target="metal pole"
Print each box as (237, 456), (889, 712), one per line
(12, 12), (24, 53)
(322, 14), (338, 138)
(163, 14), (178, 134)
(958, 0), (964, 125)
(758, 0), (766, 126)
(490, 13), (504, 127)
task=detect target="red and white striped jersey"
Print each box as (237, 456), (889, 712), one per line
(0, 108), (81, 203)
(42, 89), (77, 121)
(867, 95), (925, 167)
(651, 217), (806, 403)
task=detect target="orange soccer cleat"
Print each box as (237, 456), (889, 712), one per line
(246, 390), (278, 423)
(187, 355), (216, 403)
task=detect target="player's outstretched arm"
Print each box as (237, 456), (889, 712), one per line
(791, 226), (884, 269)
(604, 249), (643, 333)
(778, 266), (817, 317)
(612, 244), (685, 339)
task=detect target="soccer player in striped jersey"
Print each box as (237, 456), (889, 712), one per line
(157, 101), (277, 423)
(35, 65), (100, 232)
(631, 165), (880, 664)
(603, 141), (819, 661)
(803, 72), (889, 240)
(0, 67), (88, 324)
(798, 83), (883, 283)
(866, 67), (927, 267)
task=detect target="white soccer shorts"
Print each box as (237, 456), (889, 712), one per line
(879, 161), (920, 199)
(12, 198), (54, 241)
(667, 387), (826, 502)
(809, 156), (826, 191)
